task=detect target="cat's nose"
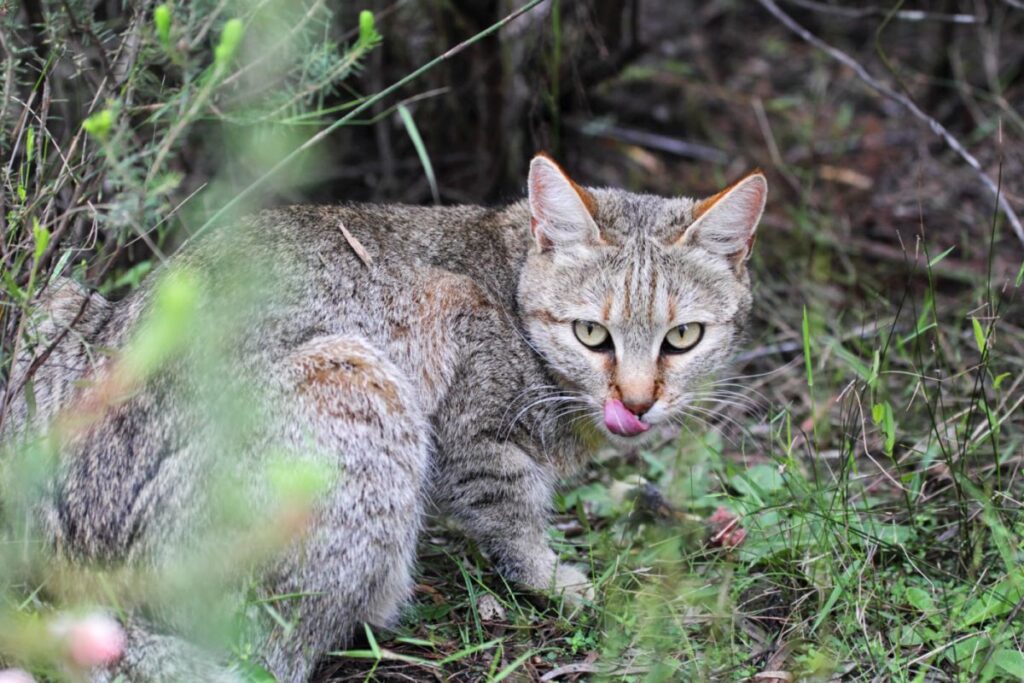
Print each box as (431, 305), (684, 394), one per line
(621, 397), (654, 417)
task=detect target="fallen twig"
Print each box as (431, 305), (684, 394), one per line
(568, 118), (729, 164)
(784, 0), (980, 24)
(756, 0), (1024, 248)
(339, 221), (374, 268)
(539, 662), (650, 681)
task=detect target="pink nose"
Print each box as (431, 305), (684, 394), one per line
(621, 398), (653, 417)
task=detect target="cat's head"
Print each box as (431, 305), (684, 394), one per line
(517, 154), (766, 444)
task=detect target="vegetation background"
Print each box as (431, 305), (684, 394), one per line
(1, 0), (1022, 681)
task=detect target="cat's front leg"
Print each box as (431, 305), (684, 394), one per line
(431, 441), (593, 603)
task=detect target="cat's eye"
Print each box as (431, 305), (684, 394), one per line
(573, 320), (612, 350)
(663, 323), (704, 354)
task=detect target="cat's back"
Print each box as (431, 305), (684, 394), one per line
(224, 202), (512, 275)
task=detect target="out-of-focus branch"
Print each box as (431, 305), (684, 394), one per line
(756, 0), (1024, 249)
(784, 0), (981, 24)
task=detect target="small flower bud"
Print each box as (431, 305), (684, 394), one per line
(62, 614), (126, 668)
(0, 670), (36, 683)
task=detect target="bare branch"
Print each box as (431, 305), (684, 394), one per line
(756, 0), (1024, 248)
(784, 0), (981, 24)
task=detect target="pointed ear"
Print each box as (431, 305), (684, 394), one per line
(528, 154), (601, 250)
(677, 171), (767, 267)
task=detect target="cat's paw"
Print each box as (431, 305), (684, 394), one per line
(551, 563), (594, 605)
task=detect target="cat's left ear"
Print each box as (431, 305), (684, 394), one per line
(528, 154), (602, 251)
(676, 171), (767, 269)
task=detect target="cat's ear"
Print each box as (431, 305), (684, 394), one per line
(528, 154), (602, 250)
(677, 171), (767, 267)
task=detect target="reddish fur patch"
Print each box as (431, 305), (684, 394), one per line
(298, 348), (402, 415)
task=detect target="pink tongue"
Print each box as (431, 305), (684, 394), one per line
(603, 398), (650, 437)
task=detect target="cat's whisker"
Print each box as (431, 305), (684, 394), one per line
(711, 359), (799, 386)
(688, 392), (765, 418)
(502, 394), (580, 438)
(690, 389), (762, 409)
(700, 381), (771, 405)
(689, 387), (767, 412)
(680, 405), (750, 445)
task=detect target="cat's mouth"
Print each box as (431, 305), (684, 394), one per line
(602, 398), (651, 437)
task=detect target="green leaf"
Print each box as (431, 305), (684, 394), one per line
(993, 372), (1011, 390)
(267, 458), (334, 505)
(32, 217), (49, 264)
(358, 10), (380, 47)
(802, 306), (813, 388)
(154, 4), (172, 45)
(82, 108), (114, 140)
(236, 660), (278, 683)
(928, 245), (955, 267)
(972, 317), (987, 354)
(214, 18), (245, 67)
(905, 586), (936, 614)
(871, 402), (895, 455)
(731, 464), (785, 502)
(363, 624), (382, 660)
(123, 267), (200, 377)
(962, 569), (1024, 627)
(397, 105), (439, 205)
(992, 649), (1024, 678)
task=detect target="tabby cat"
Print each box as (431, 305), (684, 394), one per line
(2, 154), (766, 682)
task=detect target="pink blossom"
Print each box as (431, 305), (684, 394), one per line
(708, 506), (747, 548)
(0, 670), (36, 683)
(63, 614), (126, 667)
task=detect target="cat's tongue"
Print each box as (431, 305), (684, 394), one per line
(603, 399), (650, 437)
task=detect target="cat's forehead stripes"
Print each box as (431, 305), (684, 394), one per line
(608, 240), (672, 342)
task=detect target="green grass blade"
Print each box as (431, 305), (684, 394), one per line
(397, 104), (440, 205)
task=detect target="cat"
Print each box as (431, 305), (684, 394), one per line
(1, 154), (766, 682)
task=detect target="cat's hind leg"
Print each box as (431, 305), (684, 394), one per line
(258, 334), (431, 683)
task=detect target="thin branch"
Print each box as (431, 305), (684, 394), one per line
(191, 0), (547, 241)
(784, 0), (981, 24)
(756, 0), (1024, 248)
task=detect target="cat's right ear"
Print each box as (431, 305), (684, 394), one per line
(676, 171), (767, 268)
(528, 154), (602, 251)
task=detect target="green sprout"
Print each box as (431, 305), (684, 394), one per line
(214, 18), (245, 69)
(154, 4), (172, 46)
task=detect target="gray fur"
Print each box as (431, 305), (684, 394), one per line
(1, 159), (765, 682)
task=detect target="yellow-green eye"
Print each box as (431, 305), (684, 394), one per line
(573, 320), (611, 349)
(663, 323), (704, 353)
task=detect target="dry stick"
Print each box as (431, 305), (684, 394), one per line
(191, 0), (546, 242)
(755, 0), (1024, 249)
(784, 0), (980, 23)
